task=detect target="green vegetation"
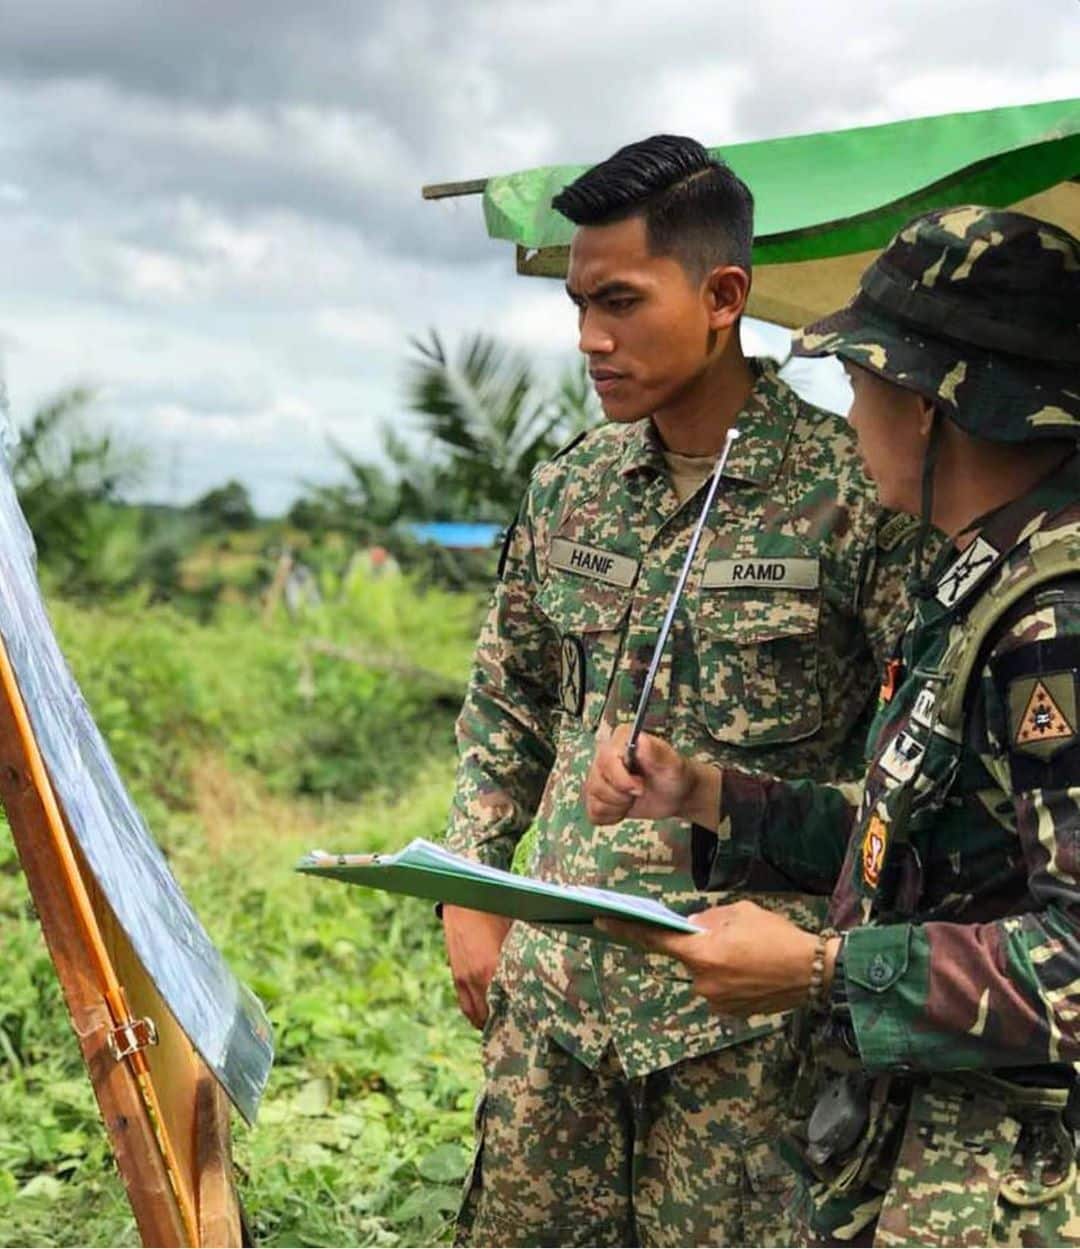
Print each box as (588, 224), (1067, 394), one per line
(6, 331), (597, 618)
(48, 564), (479, 815)
(0, 574), (485, 1247)
(0, 330), (584, 1245)
(292, 331), (597, 535)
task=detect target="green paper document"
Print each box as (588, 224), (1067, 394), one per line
(296, 838), (703, 937)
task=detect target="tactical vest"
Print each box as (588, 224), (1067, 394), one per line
(936, 539), (1080, 732)
(797, 496), (1080, 1244)
(850, 510), (1080, 929)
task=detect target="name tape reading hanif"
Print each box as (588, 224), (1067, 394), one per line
(549, 538), (639, 588)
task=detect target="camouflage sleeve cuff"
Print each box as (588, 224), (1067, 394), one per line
(443, 826), (518, 874)
(691, 770), (855, 894)
(843, 923), (918, 1071)
(690, 822), (749, 890)
(689, 767), (778, 890)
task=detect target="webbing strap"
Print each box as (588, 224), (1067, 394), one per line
(936, 540), (1080, 731)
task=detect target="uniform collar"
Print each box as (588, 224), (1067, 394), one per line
(616, 358), (796, 487)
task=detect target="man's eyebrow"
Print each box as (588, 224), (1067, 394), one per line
(564, 280), (642, 301)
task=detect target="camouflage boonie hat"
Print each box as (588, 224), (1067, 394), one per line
(792, 206), (1080, 442)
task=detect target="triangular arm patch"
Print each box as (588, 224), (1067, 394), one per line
(1009, 672), (1078, 759)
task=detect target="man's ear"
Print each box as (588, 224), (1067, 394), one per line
(704, 265), (750, 330)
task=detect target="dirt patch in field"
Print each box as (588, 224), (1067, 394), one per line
(189, 752), (343, 856)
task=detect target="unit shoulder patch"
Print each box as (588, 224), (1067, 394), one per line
(862, 813), (888, 889)
(1009, 671), (1078, 759)
(559, 634), (585, 716)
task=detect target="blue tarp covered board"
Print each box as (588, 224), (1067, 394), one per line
(0, 446), (272, 1124)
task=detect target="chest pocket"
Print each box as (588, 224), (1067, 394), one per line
(536, 575), (630, 730)
(694, 589), (822, 746)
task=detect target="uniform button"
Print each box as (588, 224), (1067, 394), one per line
(867, 954), (895, 986)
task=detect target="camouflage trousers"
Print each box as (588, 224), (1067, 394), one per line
(797, 1076), (1080, 1247)
(456, 984), (799, 1247)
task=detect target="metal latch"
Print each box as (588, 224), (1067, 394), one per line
(106, 1016), (158, 1062)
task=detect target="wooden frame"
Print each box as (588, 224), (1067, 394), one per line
(0, 630), (243, 1248)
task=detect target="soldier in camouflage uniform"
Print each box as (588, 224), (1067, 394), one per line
(587, 206), (1080, 1246)
(444, 134), (919, 1246)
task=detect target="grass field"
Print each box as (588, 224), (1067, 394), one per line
(0, 571), (486, 1247)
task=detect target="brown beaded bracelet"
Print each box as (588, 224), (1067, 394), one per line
(807, 926), (839, 1012)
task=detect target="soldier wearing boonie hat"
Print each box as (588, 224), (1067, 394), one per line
(583, 206), (1080, 1246)
(797, 204), (1080, 592)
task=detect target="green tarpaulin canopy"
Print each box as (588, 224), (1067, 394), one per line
(423, 97), (1080, 327)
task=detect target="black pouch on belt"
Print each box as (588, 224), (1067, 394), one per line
(806, 1073), (871, 1167)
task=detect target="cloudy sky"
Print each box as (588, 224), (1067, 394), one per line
(0, 2), (1076, 513)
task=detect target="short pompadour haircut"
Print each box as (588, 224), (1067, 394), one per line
(552, 134), (754, 279)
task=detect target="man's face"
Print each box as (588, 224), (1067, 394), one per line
(565, 215), (720, 423)
(844, 361), (929, 515)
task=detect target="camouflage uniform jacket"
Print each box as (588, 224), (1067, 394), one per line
(448, 360), (916, 1078)
(705, 451), (1080, 1079)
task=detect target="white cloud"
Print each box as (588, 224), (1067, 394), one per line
(315, 306), (400, 351)
(498, 286), (578, 357)
(646, 63), (754, 145)
(78, 241), (205, 302)
(0, 0), (1075, 512)
(881, 69), (1080, 124)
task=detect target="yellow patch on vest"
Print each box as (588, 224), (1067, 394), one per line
(1015, 679), (1076, 747)
(862, 814), (888, 889)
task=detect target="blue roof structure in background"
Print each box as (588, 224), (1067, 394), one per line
(408, 522), (503, 549)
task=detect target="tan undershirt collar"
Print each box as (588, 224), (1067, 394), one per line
(662, 449), (718, 504)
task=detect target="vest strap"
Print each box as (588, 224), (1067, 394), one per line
(936, 539), (1080, 731)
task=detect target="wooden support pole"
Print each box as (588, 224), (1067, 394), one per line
(0, 684), (190, 1246)
(196, 1076), (243, 1247)
(421, 177), (488, 199)
(0, 626), (245, 1246)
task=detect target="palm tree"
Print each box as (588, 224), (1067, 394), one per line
(289, 332), (599, 533)
(288, 445), (424, 539)
(1, 385), (179, 596)
(404, 331), (597, 521)
(9, 387), (141, 569)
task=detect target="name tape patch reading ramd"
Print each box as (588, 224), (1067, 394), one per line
(549, 538), (639, 588)
(702, 557), (820, 591)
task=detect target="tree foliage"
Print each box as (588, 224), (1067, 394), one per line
(403, 330), (595, 521)
(11, 387), (140, 560)
(5, 386), (201, 599)
(291, 332), (597, 536)
(191, 479), (257, 530)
